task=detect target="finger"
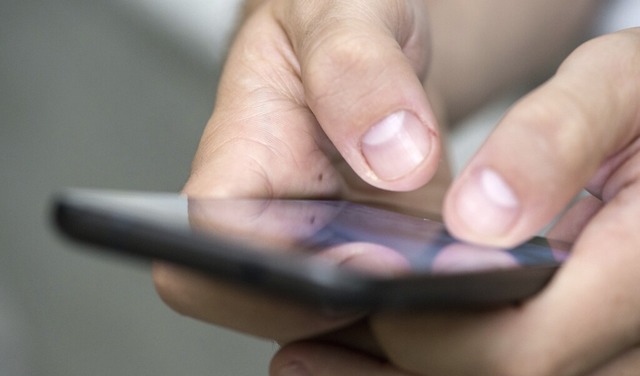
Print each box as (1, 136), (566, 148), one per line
(546, 194), (602, 243)
(273, 0), (441, 191)
(587, 347), (640, 376)
(270, 342), (417, 376)
(586, 137), (640, 201)
(310, 319), (385, 359)
(596, 139), (640, 203)
(444, 29), (640, 246)
(373, 181), (640, 376)
(153, 263), (362, 342)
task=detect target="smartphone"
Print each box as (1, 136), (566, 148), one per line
(52, 188), (569, 311)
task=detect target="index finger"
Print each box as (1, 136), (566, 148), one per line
(444, 29), (640, 247)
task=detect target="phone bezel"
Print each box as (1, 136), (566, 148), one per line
(52, 189), (562, 311)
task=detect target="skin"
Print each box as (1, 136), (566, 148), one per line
(152, 0), (640, 375)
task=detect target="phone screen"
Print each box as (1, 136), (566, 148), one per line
(54, 189), (570, 309)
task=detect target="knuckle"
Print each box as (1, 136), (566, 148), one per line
(306, 30), (385, 83)
(509, 88), (596, 178)
(566, 28), (640, 65)
(560, 30), (640, 112)
(304, 31), (395, 115)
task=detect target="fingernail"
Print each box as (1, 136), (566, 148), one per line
(454, 168), (520, 238)
(362, 110), (432, 181)
(275, 362), (311, 376)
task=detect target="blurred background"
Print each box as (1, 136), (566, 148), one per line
(1, 1), (278, 374)
(1, 0), (634, 375)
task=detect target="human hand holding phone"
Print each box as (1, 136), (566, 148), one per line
(269, 29), (640, 376)
(55, 189), (568, 362)
(146, 1), (640, 375)
(153, 0), (448, 346)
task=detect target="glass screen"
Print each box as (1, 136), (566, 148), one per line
(67, 190), (569, 277)
(185, 197), (569, 277)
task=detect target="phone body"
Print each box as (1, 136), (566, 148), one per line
(52, 188), (569, 311)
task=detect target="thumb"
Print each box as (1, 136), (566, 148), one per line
(444, 30), (640, 246)
(270, 342), (415, 376)
(274, 0), (441, 191)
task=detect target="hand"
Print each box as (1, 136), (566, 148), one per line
(153, 0), (448, 345)
(270, 28), (640, 376)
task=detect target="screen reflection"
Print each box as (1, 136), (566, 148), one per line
(188, 199), (569, 277)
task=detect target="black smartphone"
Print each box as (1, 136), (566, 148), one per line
(52, 188), (569, 311)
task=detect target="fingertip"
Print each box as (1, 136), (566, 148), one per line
(444, 167), (523, 246)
